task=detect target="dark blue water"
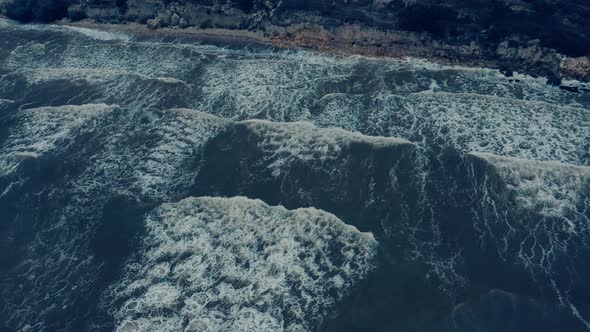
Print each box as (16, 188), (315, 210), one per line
(0, 18), (589, 332)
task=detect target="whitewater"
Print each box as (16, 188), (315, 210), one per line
(0, 19), (589, 332)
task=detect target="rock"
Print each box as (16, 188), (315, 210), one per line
(67, 5), (86, 21)
(124, 0), (162, 23)
(372, 0), (394, 9)
(170, 13), (180, 26)
(496, 41), (514, 58)
(516, 45), (543, 62)
(146, 17), (162, 30)
(560, 57), (590, 81)
(0, 0), (6, 15)
(158, 9), (172, 26)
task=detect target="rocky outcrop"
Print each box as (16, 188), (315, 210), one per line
(1, 0), (589, 83)
(560, 56), (590, 82)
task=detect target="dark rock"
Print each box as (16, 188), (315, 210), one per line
(67, 4), (85, 21)
(170, 12), (179, 26)
(5, 0), (71, 22)
(146, 16), (161, 29)
(123, 0), (160, 23)
(559, 85), (580, 93)
(560, 56), (590, 81)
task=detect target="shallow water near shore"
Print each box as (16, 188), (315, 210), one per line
(1, 18), (590, 332)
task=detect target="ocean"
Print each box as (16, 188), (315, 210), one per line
(0, 18), (589, 331)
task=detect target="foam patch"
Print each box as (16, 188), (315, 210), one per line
(470, 152), (590, 221)
(368, 92), (590, 165)
(107, 196), (378, 332)
(0, 103), (116, 177)
(241, 119), (411, 177)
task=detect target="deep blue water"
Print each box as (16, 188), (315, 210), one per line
(0, 18), (590, 332)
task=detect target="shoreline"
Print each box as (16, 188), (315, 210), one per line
(64, 20), (268, 46)
(2, 15), (589, 91)
(62, 20), (590, 90)
(1, 0), (589, 88)
(63, 20), (508, 66)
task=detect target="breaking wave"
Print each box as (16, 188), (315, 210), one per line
(106, 196), (377, 332)
(0, 104), (115, 177)
(467, 152), (590, 329)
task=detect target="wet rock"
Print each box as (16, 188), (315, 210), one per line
(158, 9), (172, 26)
(560, 57), (590, 81)
(146, 17), (162, 30)
(124, 0), (161, 23)
(67, 4), (86, 21)
(170, 13), (180, 26)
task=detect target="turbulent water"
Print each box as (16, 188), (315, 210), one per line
(0, 19), (589, 332)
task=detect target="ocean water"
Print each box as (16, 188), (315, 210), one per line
(0, 18), (589, 332)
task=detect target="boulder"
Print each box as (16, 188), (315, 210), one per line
(124, 0), (162, 23)
(170, 12), (180, 26)
(146, 17), (162, 29)
(560, 56), (590, 81)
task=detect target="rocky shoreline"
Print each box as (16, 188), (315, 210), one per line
(1, 0), (589, 88)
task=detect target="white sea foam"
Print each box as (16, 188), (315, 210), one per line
(242, 119), (411, 177)
(560, 79), (590, 92)
(4, 23), (586, 134)
(108, 196), (378, 332)
(60, 25), (131, 42)
(20, 67), (126, 84)
(195, 50), (588, 168)
(0, 103), (116, 177)
(62, 108), (229, 200)
(470, 152), (590, 224)
(468, 151), (590, 328)
(199, 48), (587, 119)
(0, 18), (11, 28)
(129, 109), (229, 198)
(370, 91), (590, 165)
(468, 151), (590, 267)
(3, 35), (206, 108)
(0, 19), (130, 42)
